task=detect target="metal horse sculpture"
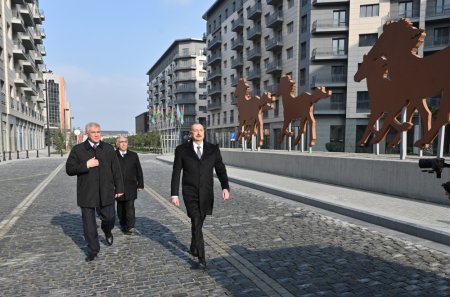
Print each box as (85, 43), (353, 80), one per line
(365, 18), (450, 148)
(235, 78), (275, 146)
(276, 75), (332, 146)
(354, 54), (431, 148)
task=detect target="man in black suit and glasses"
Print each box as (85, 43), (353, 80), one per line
(171, 122), (230, 269)
(66, 122), (124, 262)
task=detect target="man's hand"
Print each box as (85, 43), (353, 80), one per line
(138, 188), (143, 192)
(87, 157), (99, 168)
(115, 193), (124, 198)
(222, 189), (230, 201)
(171, 196), (180, 207)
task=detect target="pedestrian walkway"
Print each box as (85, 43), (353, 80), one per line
(157, 154), (450, 246)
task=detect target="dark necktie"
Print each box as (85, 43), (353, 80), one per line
(93, 143), (98, 150)
(196, 146), (202, 159)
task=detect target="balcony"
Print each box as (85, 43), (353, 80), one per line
(175, 62), (196, 71)
(310, 74), (347, 88)
(12, 12), (26, 32)
(13, 41), (26, 60)
(175, 96), (196, 104)
(247, 47), (262, 61)
(33, 8), (45, 24)
(266, 0), (283, 5)
(174, 74), (197, 82)
(207, 70), (222, 80)
(314, 97), (346, 113)
(207, 85), (222, 96)
(20, 59), (37, 73)
(248, 3), (262, 20)
(311, 47), (348, 60)
(424, 35), (450, 52)
(265, 61), (283, 74)
(231, 57), (244, 69)
(247, 69), (261, 81)
(265, 36), (283, 51)
(207, 100), (222, 111)
(312, 19), (349, 34)
(207, 51), (222, 65)
(175, 51), (197, 59)
(175, 85), (197, 93)
(231, 77), (240, 87)
(312, 0), (350, 5)
(14, 72), (29, 87)
(19, 5), (34, 27)
(266, 11), (283, 28)
(231, 17), (244, 32)
(31, 27), (45, 44)
(231, 37), (244, 50)
(11, 0), (25, 4)
(266, 84), (279, 94)
(19, 31), (36, 51)
(247, 25), (262, 40)
(207, 34), (222, 50)
(426, 4), (450, 22)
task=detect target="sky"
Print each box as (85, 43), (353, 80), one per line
(40, 0), (215, 133)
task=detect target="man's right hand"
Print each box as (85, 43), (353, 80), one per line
(171, 196), (180, 207)
(87, 157), (99, 168)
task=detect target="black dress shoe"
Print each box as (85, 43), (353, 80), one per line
(199, 257), (206, 269)
(190, 249), (199, 258)
(85, 254), (96, 262)
(105, 233), (113, 246)
(125, 228), (134, 235)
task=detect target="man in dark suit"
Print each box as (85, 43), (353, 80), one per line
(66, 122), (124, 262)
(115, 136), (144, 235)
(171, 122), (230, 269)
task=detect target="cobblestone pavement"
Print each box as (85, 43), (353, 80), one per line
(1, 154), (450, 296)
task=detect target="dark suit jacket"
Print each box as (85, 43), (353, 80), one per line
(171, 140), (229, 217)
(66, 140), (124, 208)
(116, 150), (144, 200)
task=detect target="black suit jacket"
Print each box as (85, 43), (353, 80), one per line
(116, 150), (144, 200)
(171, 140), (229, 217)
(66, 140), (124, 208)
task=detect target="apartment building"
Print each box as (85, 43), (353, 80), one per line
(146, 38), (207, 141)
(42, 72), (72, 136)
(203, 0), (450, 153)
(0, 0), (47, 153)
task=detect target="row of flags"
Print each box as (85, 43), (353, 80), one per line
(150, 104), (185, 125)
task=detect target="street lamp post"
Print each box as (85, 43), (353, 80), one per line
(45, 79), (50, 157)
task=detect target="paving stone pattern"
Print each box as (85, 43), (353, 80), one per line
(0, 155), (449, 296)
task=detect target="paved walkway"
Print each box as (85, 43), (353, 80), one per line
(158, 155), (450, 246)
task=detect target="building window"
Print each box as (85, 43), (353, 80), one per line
(286, 47), (293, 59)
(230, 110), (234, 123)
(330, 92), (345, 110)
(207, 115), (210, 126)
(301, 42), (306, 60)
(217, 113), (220, 125)
(223, 111), (227, 124)
(223, 94), (227, 102)
(224, 25), (227, 33)
(329, 125), (345, 151)
(356, 91), (370, 112)
(399, 1), (413, 18)
(436, 0), (450, 13)
(287, 21), (294, 33)
(199, 106), (207, 113)
(359, 33), (378, 47)
(332, 38), (346, 55)
(301, 15), (307, 33)
(333, 10), (346, 26)
(434, 27), (450, 45)
(212, 114), (215, 126)
(274, 100), (279, 117)
(224, 77), (227, 85)
(288, 0), (294, 8)
(360, 4), (379, 17)
(299, 68), (306, 86)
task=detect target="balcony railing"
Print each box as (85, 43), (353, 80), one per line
(231, 57), (244, 69)
(248, 3), (262, 20)
(207, 86), (222, 96)
(312, 19), (349, 33)
(265, 11), (283, 28)
(426, 4), (450, 19)
(247, 25), (262, 40)
(266, 84), (279, 94)
(175, 85), (197, 93)
(265, 36), (283, 51)
(310, 74), (347, 87)
(266, 0), (283, 5)
(207, 51), (222, 65)
(175, 62), (196, 71)
(313, 0), (350, 5)
(311, 47), (348, 60)
(265, 61), (283, 74)
(231, 17), (244, 32)
(207, 70), (222, 80)
(247, 69), (261, 81)
(207, 100), (222, 110)
(208, 34), (222, 50)
(231, 77), (240, 87)
(247, 47), (262, 61)
(424, 35), (450, 51)
(231, 37), (244, 50)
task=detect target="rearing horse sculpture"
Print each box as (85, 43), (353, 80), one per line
(365, 18), (450, 148)
(276, 75), (331, 146)
(235, 78), (275, 146)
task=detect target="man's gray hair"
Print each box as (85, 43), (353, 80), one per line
(116, 135), (128, 146)
(85, 122), (101, 132)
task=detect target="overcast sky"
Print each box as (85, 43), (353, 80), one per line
(40, 0), (214, 133)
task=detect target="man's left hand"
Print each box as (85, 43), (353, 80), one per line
(138, 188), (143, 192)
(222, 189), (230, 201)
(115, 193), (124, 198)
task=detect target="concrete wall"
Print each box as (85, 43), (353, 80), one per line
(221, 149), (450, 205)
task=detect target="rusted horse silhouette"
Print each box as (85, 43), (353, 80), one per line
(276, 75), (332, 146)
(235, 78), (275, 146)
(354, 54), (431, 148)
(366, 18), (450, 148)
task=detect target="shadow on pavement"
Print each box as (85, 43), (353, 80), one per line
(210, 245), (450, 296)
(135, 217), (197, 268)
(51, 211), (86, 253)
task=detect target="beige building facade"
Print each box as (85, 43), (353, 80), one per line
(0, 0), (47, 153)
(203, 0), (450, 153)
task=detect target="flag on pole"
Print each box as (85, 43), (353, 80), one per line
(180, 105), (185, 125)
(176, 104), (181, 122)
